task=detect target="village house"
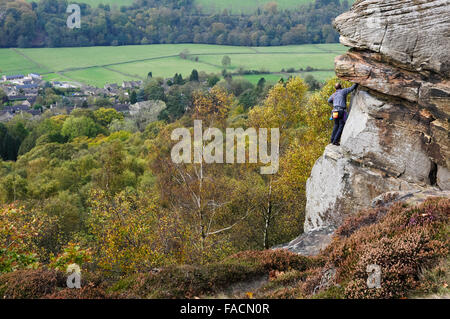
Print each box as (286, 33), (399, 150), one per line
(0, 110), (14, 122)
(2, 74), (42, 86)
(16, 83), (39, 95)
(122, 80), (142, 89)
(0, 103), (43, 122)
(1, 74), (24, 82)
(104, 83), (118, 91)
(7, 95), (28, 103)
(29, 73), (43, 81)
(26, 96), (37, 106)
(112, 103), (130, 114)
(51, 81), (78, 89)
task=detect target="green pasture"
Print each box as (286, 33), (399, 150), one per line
(240, 70), (336, 85)
(195, 0), (314, 14)
(26, 0), (135, 8)
(197, 53), (337, 72)
(0, 43), (346, 87)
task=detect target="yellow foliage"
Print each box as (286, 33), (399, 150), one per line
(0, 204), (56, 273)
(87, 131), (131, 147)
(50, 114), (68, 125)
(267, 77), (352, 228)
(193, 86), (234, 126)
(248, 76), (308, 130)
(88, 190), (183, 274)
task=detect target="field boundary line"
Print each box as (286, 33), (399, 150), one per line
(103, 66), (145, 80)
(48, 51), (334, 73)
(312, 44), (346, 55)
(11, 48), (49, 73)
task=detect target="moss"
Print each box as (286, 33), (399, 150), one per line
(312, 285), (345, 299)
(109, 275), (137, 293)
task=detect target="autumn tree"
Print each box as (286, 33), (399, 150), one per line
(91, 141), (131, 194)
(88, 189), (171, 274)
(268, 77), (352, 238)
(0, 204), (56, 273)
(193, 86), (233, 126)
(149, 88), (257, 262)
(245, 77), (309, 248)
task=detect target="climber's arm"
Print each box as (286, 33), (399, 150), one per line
(328, 94), (334, 106)
(342, 83), (358, 95)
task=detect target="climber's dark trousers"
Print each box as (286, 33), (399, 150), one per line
(331, 117), (345, 144)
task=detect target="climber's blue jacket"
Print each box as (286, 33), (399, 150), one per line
(328, 83), (358, 109)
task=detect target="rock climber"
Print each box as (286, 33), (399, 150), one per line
(328, 82), (358, 146)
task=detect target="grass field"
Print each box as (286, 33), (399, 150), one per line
(195, 0), (313, 14)
(27, 0), (354, 13)
(239, 70), (339, 85)
(0, 43), (346, 87)
(26, 0), (136, 8)
(25, 0), (313, 13)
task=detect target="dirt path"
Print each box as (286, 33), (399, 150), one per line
(210, 275), (269, 299)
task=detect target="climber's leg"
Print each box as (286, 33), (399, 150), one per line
(343, 110), (348, 123)
(334, 118), (345, 144)
(330, 118), (339, 143)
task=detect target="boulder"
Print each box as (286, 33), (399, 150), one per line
(303, 144), (420, 232)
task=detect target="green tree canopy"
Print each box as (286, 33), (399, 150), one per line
(94, 108), (124, 127)
(61, 116), (102, 140)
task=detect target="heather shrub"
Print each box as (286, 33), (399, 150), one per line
(298, 266), (334, 296)
(318, 198), (449, 299)
(335, 206), (389, 237)
(43, 284), (113, 299)
(258, 269), (313, 298)
(0, 267), (116, 299)
(345, 229), (447, 298)
(0, 268), (65, 299)
(260, 286), (301, 299)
